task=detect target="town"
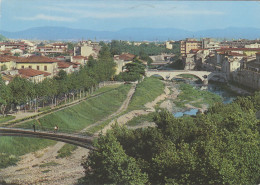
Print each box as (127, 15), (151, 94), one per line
(0, 37), (259, 89)
(0, 35), (259, 184)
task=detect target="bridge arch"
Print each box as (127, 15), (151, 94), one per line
(0, 128), (94, 150)
(150, 74), (165, 80)
(208, 73), (227, 82)
(146, 70), (226, 85)
(173, 73), (204, 82)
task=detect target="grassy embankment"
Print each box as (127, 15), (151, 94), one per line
(174, 83), (222, 108)
(0, 84), (131, 168)
(87, 77), (165, 133)
(127, 77), (165, 111)
(0, 115), (15, 124)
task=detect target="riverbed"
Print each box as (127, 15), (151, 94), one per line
(171, 79), (238, 117)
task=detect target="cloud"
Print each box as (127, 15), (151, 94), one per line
(16, 14), (76, 22)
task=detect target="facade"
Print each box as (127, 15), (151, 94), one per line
(18, 68), (51, 83)
(37, 43), (68, 55)
(165, 41), (173, 49)
(114, 53), (136, 74)
(180, 38), (202, 56)
(16, 56), (58, 77)
(0, 56), (18, 71)
(71, 56), (87, 65)
(74, 41), (100, 58)
(57, 61), (74, 74)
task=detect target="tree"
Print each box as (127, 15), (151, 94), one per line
(82, 132), (148, 184)
(8, 76), (34, 106)
(0, 76), (11, 116)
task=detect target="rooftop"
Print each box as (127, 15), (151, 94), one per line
(17, 56), (58, 63)
(118, 53), (135, 61)
(18, 68), (51, 78)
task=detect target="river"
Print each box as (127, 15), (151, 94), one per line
(173, 79), (238, 117)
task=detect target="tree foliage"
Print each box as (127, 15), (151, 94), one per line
(83, 94), (260, 184)
(115, 58), (146, 82)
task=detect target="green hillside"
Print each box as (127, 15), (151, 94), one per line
(0, 34), (7, 41)
(0, 84), (131, 168)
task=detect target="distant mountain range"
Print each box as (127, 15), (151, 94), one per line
(1, 27), (260, 41)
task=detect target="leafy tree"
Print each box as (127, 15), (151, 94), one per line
(0, 76), (11, 116)
(8, 76), (34, 106)
(82, 132), (148, 184)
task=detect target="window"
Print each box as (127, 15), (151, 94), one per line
(37, 66), (40, 70)
(29, 66), (32, 69)
(22, 65), (24, 69)
(44, 66), (47, 71)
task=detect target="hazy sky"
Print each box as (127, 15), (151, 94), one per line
(1, 0), (260, 32)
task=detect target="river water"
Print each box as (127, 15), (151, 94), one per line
(173, 79), (238, 117)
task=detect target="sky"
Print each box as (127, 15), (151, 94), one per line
(0, 0), (260, 32)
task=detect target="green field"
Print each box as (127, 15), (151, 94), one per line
(127, 77), (165, 111)
(0, 84), (131, 168)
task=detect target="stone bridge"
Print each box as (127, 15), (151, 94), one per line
(0, 127), (95, 150)
(146, 70), (226, 84)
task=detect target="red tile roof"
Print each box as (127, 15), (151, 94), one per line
(17, 56), (58, 63)
(216, 48), (260, 52)
(57, 61), (73, 68)
(0, 55), (20, 62)
(18, 68), (51, 77)
(118, 53), (135, 61)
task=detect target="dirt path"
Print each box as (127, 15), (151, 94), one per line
(0, 84), (137, 185)
(96, 86), (170, 136)
(81, 84), (136, 133)
(0, 84), (170, 185)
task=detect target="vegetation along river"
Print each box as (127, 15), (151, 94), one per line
(172, 77), (239, 117)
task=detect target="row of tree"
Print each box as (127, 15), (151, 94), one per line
(82, 92), (260, 184)
(0, 45), (116, 116)
(108, 40), (179, 56)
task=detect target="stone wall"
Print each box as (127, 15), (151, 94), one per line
(233, 70), (260, 90)
(98, 81), (124, 88)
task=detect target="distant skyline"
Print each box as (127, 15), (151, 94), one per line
(1, 0), (260, 32)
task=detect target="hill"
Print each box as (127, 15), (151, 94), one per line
(1, 26), (260, 41)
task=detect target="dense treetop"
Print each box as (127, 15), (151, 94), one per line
(82, 92), (260, 185)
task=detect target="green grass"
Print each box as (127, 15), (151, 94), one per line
(38, 106), (51, 112)
(126, 112), (156, 127)
(17, 84), (131, 132)
(0, 84), (131, 168)
(0, 137), (55, 168)
(0, 115), (15, 123)
(56, 144), (78, 158)
(128, 77), (165, 111)
(174, 83), (222, 108)
(93, 84), (121, 94)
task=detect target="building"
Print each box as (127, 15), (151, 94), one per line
(16, 56), (58, 77)
(0, 56), (18, 71)
(37, 43), (68, 56)
(18, 68), (51, 83)
(245, 43), (260, 48)
(74, 41), (100, 58)
(221, 53), (246, 80)
(57, 61), (75, 74)
(166, 41), (174, 49)
(71, 56), (88, 65)
(180, 38), (202, 56)
(113, 53), (136, 74)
